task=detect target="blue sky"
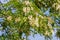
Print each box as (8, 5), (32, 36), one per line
(0, 0), (9, 4)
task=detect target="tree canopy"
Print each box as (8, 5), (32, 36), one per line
(0, 0), (60, 40)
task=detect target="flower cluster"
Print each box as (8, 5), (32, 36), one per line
(28, 15), (39, 27)
(34, 17), (39, 27)
(56, 4), (60, 10)
(15, 17), (20, 22)
(7, 16), (12, 21)
(23, 0), (33, 15)
(24, 1), (30, 5)
(28, 15), (35, 26)
(23, 7), (30, 13)
(44, 29), (53, 36)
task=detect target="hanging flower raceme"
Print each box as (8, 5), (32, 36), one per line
(34, 17), (39, 27)
(22, 0), (33, 14)
(28, 15), (35, 26)
(23, 7), (30, 13)
(24, 0), (30, 6)
(15, 17), (21, 22)
(28, 15), (39, 27)
(7, 16), (12, 21)
(56, 4), (60, 10)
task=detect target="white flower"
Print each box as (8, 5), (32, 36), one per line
(15, 17), (20, 22)
(23, 7), (30, 13)
(27, 7), (30, 13)
(23, 7), (26, 13)
(28, 15), (33, 20)
(24, 1), (30, 5)
(28, 15), (35, 26)
(57, 0), (60, 3)
(45, 31), (50, 36)
(29, 18), (35, 26)
(28, 15), (39, 27)
(48, 23), (52, 27)
(51, 30), (53, 34)
(7, 16), (12, 21)
(56, 4), (60, 10)
(52, 3), (57, 7)
(34, 17), (39, 27)
(35, 12), (38, 16)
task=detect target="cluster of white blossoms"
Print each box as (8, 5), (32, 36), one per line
(23, 7), (30, 13)
(44, 30), (53, 36)
(34, 17), (39, 27)
(44, 31), (49, 36)
(50, 30), (53, 34)
(48, 23), (52, 28)
(28, 15), (39, 27)
(24, 0), (30, 5)
(23, 0), (33, 14)
(56, 4), (60, 10)
(28, 15), (33, 20)
(44, 22), (54, 36)
(28, 15), (35, 26)
(15, 17), (20, 22)
(7, 16), (12, 21)
(52, 3), (60, 10)
(52, 3), (57, 8)
(23, 7), (33, 14)
(57, 0), (60, 4)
